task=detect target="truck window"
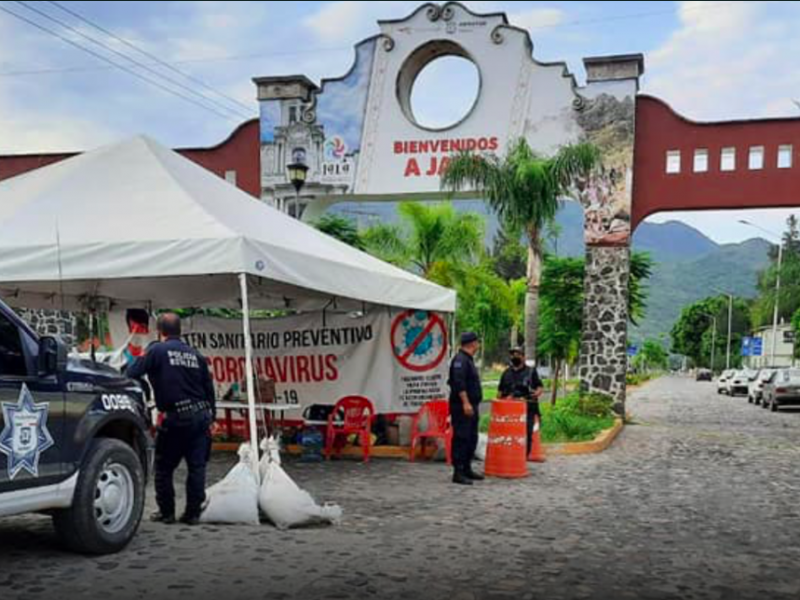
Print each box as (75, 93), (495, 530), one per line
(0, 312), (27, 377)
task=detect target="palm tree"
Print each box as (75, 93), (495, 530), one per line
(361, 202), (483, 284)
(442, 139), (600, 360)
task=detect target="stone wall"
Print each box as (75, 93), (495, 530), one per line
(19, 309), (77, 348)
(579, 245), (631, 415)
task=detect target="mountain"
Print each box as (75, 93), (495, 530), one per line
(328, 201), (772, 343)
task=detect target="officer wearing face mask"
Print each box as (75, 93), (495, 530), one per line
(497, 347), (544, 455)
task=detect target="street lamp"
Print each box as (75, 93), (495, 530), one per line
(701, 313), (718, 373)
(739, 220), (783, 366)
(712, 287), (734, 370)
(286, 161), (309, 219)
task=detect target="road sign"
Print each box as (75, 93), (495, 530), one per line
(742, 337), (763, 357)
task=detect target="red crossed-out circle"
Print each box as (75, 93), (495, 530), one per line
(391, 310), (448, 373)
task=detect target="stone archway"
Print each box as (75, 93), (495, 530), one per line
(254, 2), (643, 414)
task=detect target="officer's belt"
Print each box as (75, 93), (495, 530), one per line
(167, 399), (213, 420)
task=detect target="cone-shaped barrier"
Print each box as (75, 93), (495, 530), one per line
(484, 400), (529, 479)
(528, 415), (546, 463)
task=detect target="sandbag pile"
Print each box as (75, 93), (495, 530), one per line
(200, 444), (260, 525)
(258, 437), (343, 531)
(201, 438), (343, 529)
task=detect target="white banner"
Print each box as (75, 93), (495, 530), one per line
(109, 309), (450, 414)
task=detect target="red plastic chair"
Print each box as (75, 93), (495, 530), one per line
(409, 400), (452, 465)
(325, 396), (375, 463)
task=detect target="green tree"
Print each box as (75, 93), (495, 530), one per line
(671, 296), (751, 370)
(361, 202), (483, 283)
(456, 264), (516, 362)
(752, 216), (800, 328)
(538, 257), (584, 403)
(633, 339), (669, 373)
(442, 139), (601, 360)
(314, 214), (365, 250)
(536, 252), (653, 402)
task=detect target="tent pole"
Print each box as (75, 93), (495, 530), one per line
(239, 273), (260, 480)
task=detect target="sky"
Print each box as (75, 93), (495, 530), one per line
(1, 0), (800, 244)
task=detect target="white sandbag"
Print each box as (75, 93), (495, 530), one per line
(475, 433), (488, 462)
(258, 437), (343, 530)
(200, 444), (260, 525)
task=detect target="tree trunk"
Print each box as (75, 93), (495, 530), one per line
(524, 226), (543, 362)
(551, 360), (561, 405)
(510, 325), (520, 350)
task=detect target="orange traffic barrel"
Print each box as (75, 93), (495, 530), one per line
(484, 400), (529, 479)
(528, 415), (546, 463)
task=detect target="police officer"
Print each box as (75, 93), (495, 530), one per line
(448, 332), (484, 486)
(497, 347), (544, 454)
(128, 313), (216, 526)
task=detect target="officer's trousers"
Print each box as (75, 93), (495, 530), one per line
(450, 400), (479, 475)
(155, 416), (212, 517)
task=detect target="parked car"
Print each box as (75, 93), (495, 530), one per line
(717, 370), (736, 394)
(0, 296), (152, 555)
(748, 369), (777, 405)
(728, 370), (755, 397)
(762, 369), (800, 412)
(696, 369), (713, 382)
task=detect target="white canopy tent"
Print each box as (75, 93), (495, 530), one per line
(0, 135), (456, 467)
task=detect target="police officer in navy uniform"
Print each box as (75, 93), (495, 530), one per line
(448, 332), (484, 486)
(128, 313), (216, 525)
(497, 347), (544, 455)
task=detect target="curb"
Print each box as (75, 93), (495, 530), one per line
(213, 420), (625, 458)
(544, 418), (624, 456)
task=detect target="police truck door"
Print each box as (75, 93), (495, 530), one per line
(0, 311), (64, 493)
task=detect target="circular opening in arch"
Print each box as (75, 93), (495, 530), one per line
(398, 41), (481, 131)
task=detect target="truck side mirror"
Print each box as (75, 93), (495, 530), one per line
(38, 336), (68, 377)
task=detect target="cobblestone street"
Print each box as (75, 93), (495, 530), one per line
(3, 376), (800, 600)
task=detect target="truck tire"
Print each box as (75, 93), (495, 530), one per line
(53, 438), (145, 555)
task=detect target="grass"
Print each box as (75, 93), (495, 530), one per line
(479, 392), (616, 444)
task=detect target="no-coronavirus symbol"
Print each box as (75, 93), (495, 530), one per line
(391, 310), (448, 373)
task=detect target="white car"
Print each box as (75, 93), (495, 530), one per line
(748, 369), (777, 405)
(717, 370), (735, 394)
(728, 370), (755, 397)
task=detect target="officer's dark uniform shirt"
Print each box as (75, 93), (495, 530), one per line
(128, 337), (215, 418)
(448, 350), (482, 406)
(498, 365), (544, 401)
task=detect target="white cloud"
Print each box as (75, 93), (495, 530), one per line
(645, 1), (800, 120)
(510, 7), (566, 32)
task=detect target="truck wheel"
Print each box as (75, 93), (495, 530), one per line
(53, 438), (145, 555)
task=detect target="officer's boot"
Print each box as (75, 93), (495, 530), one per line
(452, 467), (473, 486)
(150, 511), (176, 525)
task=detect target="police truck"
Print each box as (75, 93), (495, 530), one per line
(0, 296), (152, 554)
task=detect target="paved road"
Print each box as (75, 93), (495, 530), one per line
(3, 377), (800, 600)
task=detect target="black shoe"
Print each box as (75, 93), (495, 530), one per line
(452, 472), (474, 486)
(150, 512), (176, 525)
(179, 513), (201, 526)
(466, 470), (485, 481)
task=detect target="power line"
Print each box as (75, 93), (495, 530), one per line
(45, 0), (254, 116)
(0, 3), (240, 122)
(11, 0), (253, 120)
(0, 1), (744, 79)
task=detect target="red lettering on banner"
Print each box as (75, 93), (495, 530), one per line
(405, 158), (421, 178)
(394, 141), (404, 154)
(296, 356), (310, 383)
(325, 355), (339, 380)
(426, 157), (438, 177)
(489, 137), (499, 151)
(438, 156), (451, 176)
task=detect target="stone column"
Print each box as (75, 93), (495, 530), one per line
(579, 245), (631, 416)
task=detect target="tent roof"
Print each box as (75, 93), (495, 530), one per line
(0, 136), (456, 313)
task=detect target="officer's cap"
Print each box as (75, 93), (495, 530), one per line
(460, 332), (479, 345)
(509, 346), (525, 356)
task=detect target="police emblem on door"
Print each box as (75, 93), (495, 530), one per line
(0, 384), (55, 480)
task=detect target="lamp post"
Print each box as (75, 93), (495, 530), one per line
(740, 220), (783, 366)
(712, 288), (735, 370)
(702, 313), (718, 373)
(286, 161), (309, 219)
